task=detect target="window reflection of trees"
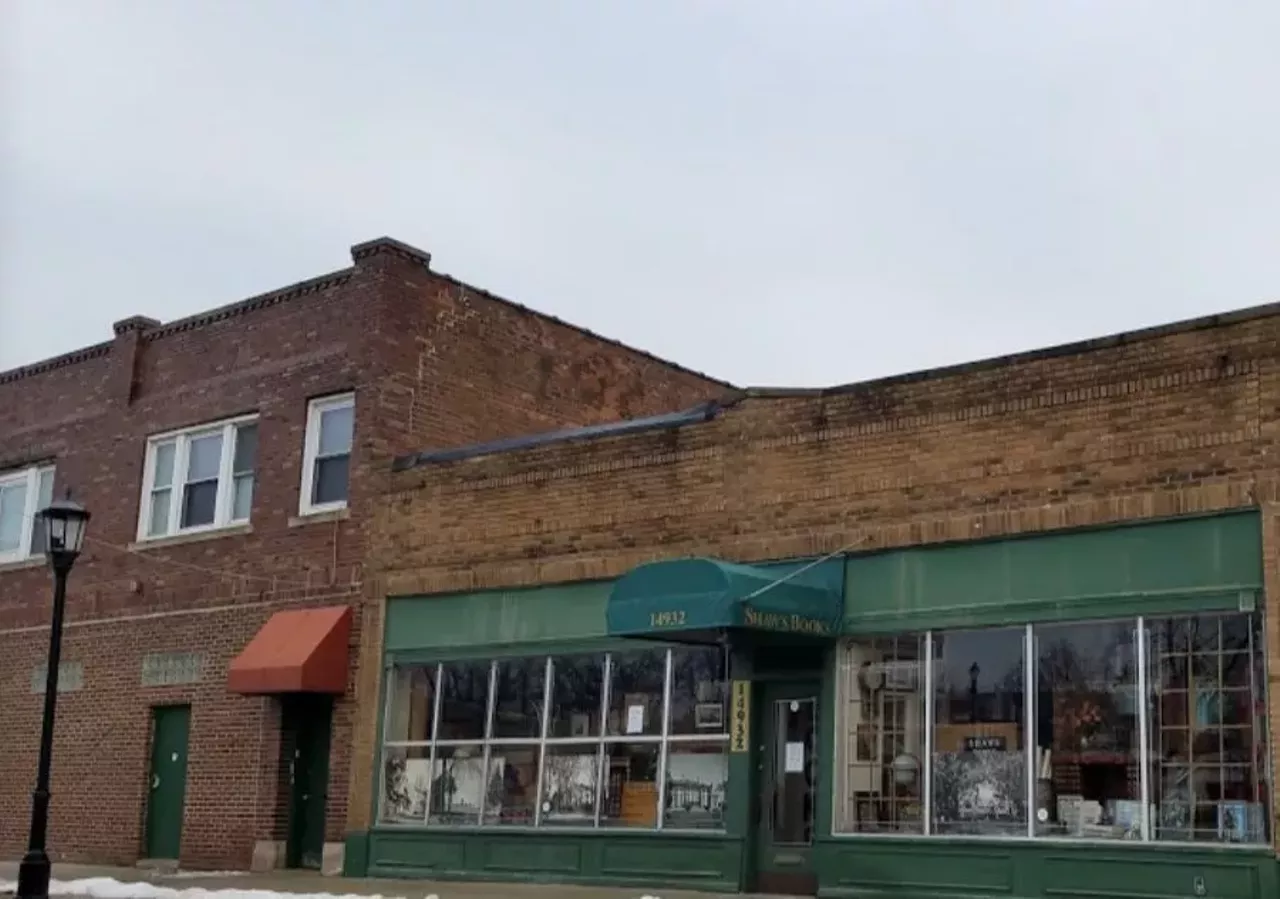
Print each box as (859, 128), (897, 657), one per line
(379, 645), (729, 831)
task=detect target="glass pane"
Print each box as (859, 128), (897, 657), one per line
(931, 628), (1027, 837)
(834, 636), (927, 834)
(600, 743), (660, 828)
(28, 469), (54, 554)
(152, 441), (176, 488)
(1148, 612), (1269, 845)
(319, 403), (354, 455)
(233, 423), (258, 474)
(180, 481), (217, 528)
(147, 489), (172, 537)
(312, 455), (350, 505)
(481, 745), (540, 825)
(383, 665), (435, 742)
(381, 746), (430, 823)
(669, 647), (727, 735)
(664, 741), (727, 830)
(436, 661), (491, 741)
(492, 657), (545, 739)
(231, 474), (254, 521)
(0, 482), (25, 552)
(548, 654), (604, 738)
(540, 744), (599, 826)
(606, 649), (665, 737)
(186, 432), (223, 482)
(1033, 620), (1140, 838)
(772, 697), (816, 845)
(428, 744), (485, 824)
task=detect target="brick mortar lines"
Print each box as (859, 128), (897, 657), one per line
(379, 477), (1271, 595)
(382, 430), (1265, 549)
(397, 359), (1267, 495)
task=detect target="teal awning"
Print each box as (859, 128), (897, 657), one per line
(606, 557), (844, 640)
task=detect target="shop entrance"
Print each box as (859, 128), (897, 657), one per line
(754, 680), (820, 896)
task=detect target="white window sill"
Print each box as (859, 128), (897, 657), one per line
(0, 556), (46, 574)
(291, 506), (350, 527)
(128, 523), (253, 551)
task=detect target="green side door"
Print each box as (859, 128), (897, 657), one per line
(286, 696), (333, 870)
(754, 681), (821, 896)
(144, 705), (191, 860)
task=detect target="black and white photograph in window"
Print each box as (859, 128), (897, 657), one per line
(378, 645), (729, 831)
(832, 613), (1271, 845)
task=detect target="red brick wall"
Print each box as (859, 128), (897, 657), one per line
(357, 306), (1280, 850)
(0, 237), (724, 869)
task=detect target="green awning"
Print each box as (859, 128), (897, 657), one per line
(606, 557), (844, 640)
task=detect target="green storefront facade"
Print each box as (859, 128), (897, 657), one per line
(347, 510), (1277, 897)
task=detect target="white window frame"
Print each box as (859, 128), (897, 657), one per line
(377, 646), (731, 832)
(136, 414), (258, 542)
(0, 464), (56, 564)
(299, 392), (355, 516)
(830, 613), (1273, 847)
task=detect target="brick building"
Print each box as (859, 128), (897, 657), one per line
(355, 305), (1279, 897)
(0, 237), (724, 874)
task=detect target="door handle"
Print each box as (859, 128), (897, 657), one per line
(152, 775), (160, 790)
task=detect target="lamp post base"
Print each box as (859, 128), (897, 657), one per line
(15, 847), (51, 899)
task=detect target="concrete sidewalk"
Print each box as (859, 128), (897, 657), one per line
(0, 862), (780, 899)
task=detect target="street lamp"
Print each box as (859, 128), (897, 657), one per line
(17, 494), (90, 899)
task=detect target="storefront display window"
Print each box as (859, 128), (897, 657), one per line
(833, 635), (927, 833)
(379, 645), (728, 831)
(833, 613), (1271, 845)
(932, 629), (1027, 837)
(1148, 613), (1270, 844)
(1034, 621), (1140, 839)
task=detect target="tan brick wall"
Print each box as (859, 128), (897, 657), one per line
(362, 307), (1280, 850)
(0, 238), (723, 869)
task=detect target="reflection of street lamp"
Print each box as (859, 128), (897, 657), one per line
(968, 663), (980, 724)
(17, 495), (90, 899)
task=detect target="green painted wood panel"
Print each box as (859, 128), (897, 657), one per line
(363, 830), (742, 892)
(385, 581), (613, 653)
(814, 838), (1278, 899)
(844, 512), (1262, 632)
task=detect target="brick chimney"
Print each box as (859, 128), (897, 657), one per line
(110, 315), (159, 406)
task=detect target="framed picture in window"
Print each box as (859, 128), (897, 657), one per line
(695, 703), (724, 729)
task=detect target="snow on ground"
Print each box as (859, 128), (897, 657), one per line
(0, 878), (419, 899)
(0, 876), (663, 899)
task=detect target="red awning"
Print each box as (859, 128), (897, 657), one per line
(227, 606), (352, 695)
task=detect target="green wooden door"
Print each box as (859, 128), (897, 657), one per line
(286, 696), (333, 870)
(755, 681), (821, 896)
(144, 705), (191, 860)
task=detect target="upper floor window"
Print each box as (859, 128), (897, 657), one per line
(0, 464), (55, 563)
(138, 415), (258, 540)
(300, 393), (354, 515)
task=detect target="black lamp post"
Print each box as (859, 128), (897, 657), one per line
(16, 494), (90, 899)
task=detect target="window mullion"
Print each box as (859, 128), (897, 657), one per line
(656, 647), (674, 832)
(1136, 616), (1151, 842)
(423, 662), (443, 824)
(534, 656), (554, 827)
(170, 435), (190, 534)
(478, 660), (498, 826)
(376, 662), (397, 824)
(137, 443), (157, 541)
(594, 654), (612, 827)
(213, 423), (236, 527)
(923, 631), (934, 836)
(1025, 624), (1036, 839)
(21, 467), (40, 552)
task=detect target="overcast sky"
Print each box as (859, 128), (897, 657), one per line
(2, 1), (1277, 388)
